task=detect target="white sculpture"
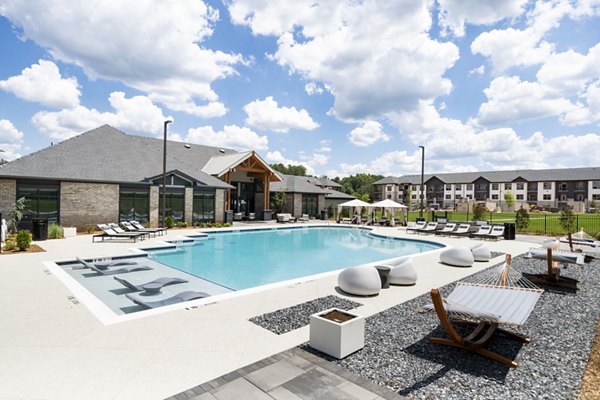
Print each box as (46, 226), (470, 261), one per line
(386, 258), (418, 285)
(338, 265), (381, 296)
(440, 247), (474, 267)
(470, 242), (492, 262)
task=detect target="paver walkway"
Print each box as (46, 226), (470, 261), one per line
(166, 347), (402, 400)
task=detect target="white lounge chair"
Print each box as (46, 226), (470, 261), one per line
(471, 225), (492, 239)
(448, 223), (472, 237)
(126, 290), (209, 309)
(417, 222), (438, 234)
(114, 276), (188, 292)
(484, 225), (505, 240)
(406, 220), (427, 234)
(435, 223), (456, 236)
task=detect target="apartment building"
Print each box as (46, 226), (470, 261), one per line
(373, 167), (600, 211)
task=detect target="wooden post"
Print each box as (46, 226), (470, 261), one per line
(225, 172), (231, 210)
(264, 173), (270, 210)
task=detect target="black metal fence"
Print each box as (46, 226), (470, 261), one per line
(407, 211), (600, 236)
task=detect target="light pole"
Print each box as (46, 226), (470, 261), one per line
(162, 120), (172, 228)
(419, 145), (425, 218)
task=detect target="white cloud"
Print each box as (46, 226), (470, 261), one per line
(469, 65), (485, 76)
(244, 96), (319, 133)
(561, 81), (600, 125)
(470, 0), (600, 73)
(0, 59), (80, 108)
(186, 125), (268, 152)
(31, 91), (171, 140)
(0, 1), (243, 117)
(229, 0), (459, 121)
(476, 76), (576, 126)
(305, 82), (324, 95)
(266, 150), (316, 175)
(438, 0), (527, 37)
(348, 121), (390, 147)
(0, 119), (25, 160)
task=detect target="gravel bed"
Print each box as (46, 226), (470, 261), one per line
(490, 251), (504, 258)
(302, 255), (600, 399)
(250, 295), (362, 335)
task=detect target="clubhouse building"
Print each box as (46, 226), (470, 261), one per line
(0, 125), (351, 230)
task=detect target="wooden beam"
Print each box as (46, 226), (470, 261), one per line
(264, 173), (270, 209)
(225, 172), (231, 210)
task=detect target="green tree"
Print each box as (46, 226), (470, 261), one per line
(336, 173), (384, 200)
(7, 197), (29, 234)
(504, 190), (515, 210)
(271, 191), (288, 213)
(559, 205), (576, 234)
(0, 159), (7, 166)
(472, 203), (488, 222)
(16, 230), (32, 251)
(405, 186), (412, 206)
(270, 163), (308, 176)
(590, 199), (598, 213)
(515, 206), (529, 231)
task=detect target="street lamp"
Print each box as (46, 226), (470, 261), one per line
(419, 145), (425, 218)
(162, 120), (172, 228)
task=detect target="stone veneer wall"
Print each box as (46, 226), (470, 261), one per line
(0, 179), (16, 221)
(317, 194), (326, 216)
(215, 188), (225, 223)
(292, 193), (302, 217)
(185, 187), (193, 226)
(60, 182), (119, 229)
(149, 186), (159, 227)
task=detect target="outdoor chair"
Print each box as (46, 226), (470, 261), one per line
(114, 276), (188, 293)
(130, 220), (167, 236)
(75, 256), (140, 270)
(447, 223), (472, 237)
(482, 225), (505, 241)
(298, 214), (309, 222)
(406, 220), (427, 234)
(423, 255), (543, 368)
(93, 224), (146, 242)
(84, 262), (152, 275)
(109, 223), (149, 240)
(417, 222), (438, 234)
(435, 223), (456, 236)
(527, 248), (580, 290)
(248, 212), (256, 221)
(126, 290), (210, 309)
(471, 225), (493, 239)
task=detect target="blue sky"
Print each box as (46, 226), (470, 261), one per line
(1, 0), (599, 178)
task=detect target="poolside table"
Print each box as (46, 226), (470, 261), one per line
(375, 265), (391, 289)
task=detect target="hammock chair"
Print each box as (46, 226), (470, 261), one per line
(424, 254), (543, 368)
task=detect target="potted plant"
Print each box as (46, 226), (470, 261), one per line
(309, 308), (365, 359)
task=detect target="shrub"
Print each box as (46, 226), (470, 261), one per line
(472, 203), (488, 222)
(3, 239), (16, 251)
(48, 223), (64, 239)
(84, 224), (96, 234)
(559, 205), (576, 234)
(515, 207), (529, 231)
(223, 222), (231, 227)
(7, 197), (30, 234)
(165, 216), (175, 229)
(16, 230), (32, 251)
(178, 221), (188, 228)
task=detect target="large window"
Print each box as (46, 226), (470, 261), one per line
(504, 183), (511, 190)
(593, 181), (600, 189)
(193, 191), (215, 223)
(516, 182), (524, 190)
(543, 182), (552, 190)
(543, 194), (551, 200)
(159, 189), (185, 224)
(302, 194), (318, 217)
(119, 186), (149, 223)
(491, 183), (498, 190)
(16, 181), (60, 226)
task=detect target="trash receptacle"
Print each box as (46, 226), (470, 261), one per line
(504, 222), (516, 240)
(262, 209), (272, 221)
(320, 210), (329, 220)
(32, 218), (48, 241)
(224, 210), (233, 223)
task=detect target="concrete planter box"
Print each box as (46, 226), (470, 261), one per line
(63, 227), (77, 237)
(309, 308), (365, 359)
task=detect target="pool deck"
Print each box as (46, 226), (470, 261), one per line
(0, 222), (548, 400)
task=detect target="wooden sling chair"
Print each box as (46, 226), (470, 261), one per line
(425, 255), (543, 368)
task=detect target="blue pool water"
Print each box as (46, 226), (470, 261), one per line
(149, 227), (443, 290)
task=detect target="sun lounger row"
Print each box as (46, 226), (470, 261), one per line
(93, 222), (167, 242)
(75, 255), (208, 309)
(406, 221), (505, 240)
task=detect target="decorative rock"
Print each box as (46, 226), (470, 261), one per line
(338, 265), (381, 296)
(440, 247), (474, 267)
(386, 258), (418, 285)
(470, 243), (492, 262)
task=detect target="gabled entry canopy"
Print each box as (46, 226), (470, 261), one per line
(202, 151), (282, 210)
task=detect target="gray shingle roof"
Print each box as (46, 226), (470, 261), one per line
(270, 174), (329, 194)
(0, 125), (235, 188)
(305, 176), (342, 188)
(374, 167), (600, 185)
(324, 189), (355, 199)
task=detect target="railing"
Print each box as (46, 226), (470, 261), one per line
(404, 211), (600, 236)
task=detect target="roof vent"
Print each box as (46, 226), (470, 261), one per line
(184, 144), (191, 149)
(219, 149), (225, 153)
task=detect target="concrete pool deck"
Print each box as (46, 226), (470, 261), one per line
(0, 222), (546, 400)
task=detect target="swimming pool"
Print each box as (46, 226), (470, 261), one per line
(149, 226), (444, 290)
